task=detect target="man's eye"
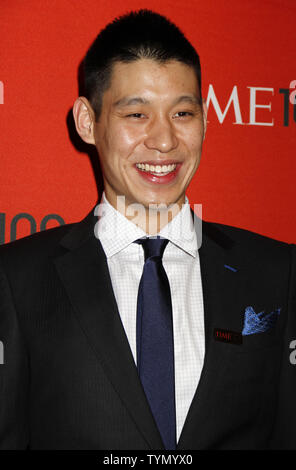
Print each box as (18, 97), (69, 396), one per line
(126, 113), (145, 118)
(174, 111), (193, 118)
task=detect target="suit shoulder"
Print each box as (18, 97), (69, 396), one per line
(204, 220), (288, 246)
(203, 220), (292, 265)
(0, 223), (75, 268)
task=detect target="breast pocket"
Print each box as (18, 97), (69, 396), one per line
(209, 333), (282, 440)
(240, 329), (282, 352)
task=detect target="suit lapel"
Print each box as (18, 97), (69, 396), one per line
(53, 207), (164, 450)
(177, 214), (244, 449)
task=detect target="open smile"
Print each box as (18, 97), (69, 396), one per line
(134, 161), (182, 184)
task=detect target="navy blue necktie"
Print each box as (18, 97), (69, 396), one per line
(134, 236), (176, 450)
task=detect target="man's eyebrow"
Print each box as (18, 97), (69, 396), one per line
(112, 94), (202, 108)
(113, 96), (150, 108)
(173, 94), (202, 106)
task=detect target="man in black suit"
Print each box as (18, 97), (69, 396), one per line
(0, 9), (295, 450)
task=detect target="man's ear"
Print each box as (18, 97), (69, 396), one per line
(202, 98), (208, 141)
(72, 97), (96, 145)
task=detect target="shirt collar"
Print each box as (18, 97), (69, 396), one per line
(96, 191), (198, 258)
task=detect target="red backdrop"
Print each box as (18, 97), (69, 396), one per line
(1, 0), (295, 244)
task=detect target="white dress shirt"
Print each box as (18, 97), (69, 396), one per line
(95, 192), (205, 442)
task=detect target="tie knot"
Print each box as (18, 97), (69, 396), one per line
(134, 236), (169, 262)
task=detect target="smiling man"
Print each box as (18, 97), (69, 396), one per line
(0, 9), (295, 450)
(74, 58), (206, 229)
(73, 25), (207, 234)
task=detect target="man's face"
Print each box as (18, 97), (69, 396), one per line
(91, 58), (207, 211)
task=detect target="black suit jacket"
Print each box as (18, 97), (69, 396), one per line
(0, 206), (295, 449)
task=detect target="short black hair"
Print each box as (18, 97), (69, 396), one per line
(83, 9), (202, 121)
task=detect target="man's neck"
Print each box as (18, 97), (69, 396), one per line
(102, 192), (186, 235)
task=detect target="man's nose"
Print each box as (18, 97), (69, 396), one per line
(144, 116), (178, 153)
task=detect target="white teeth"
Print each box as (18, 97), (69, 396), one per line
(136, 163), (177, 174)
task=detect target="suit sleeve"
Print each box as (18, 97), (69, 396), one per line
(269, 243), (296, 449)
(0, 262), (30, 449)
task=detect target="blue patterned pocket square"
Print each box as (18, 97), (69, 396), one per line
(242, 306), (281, 336)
